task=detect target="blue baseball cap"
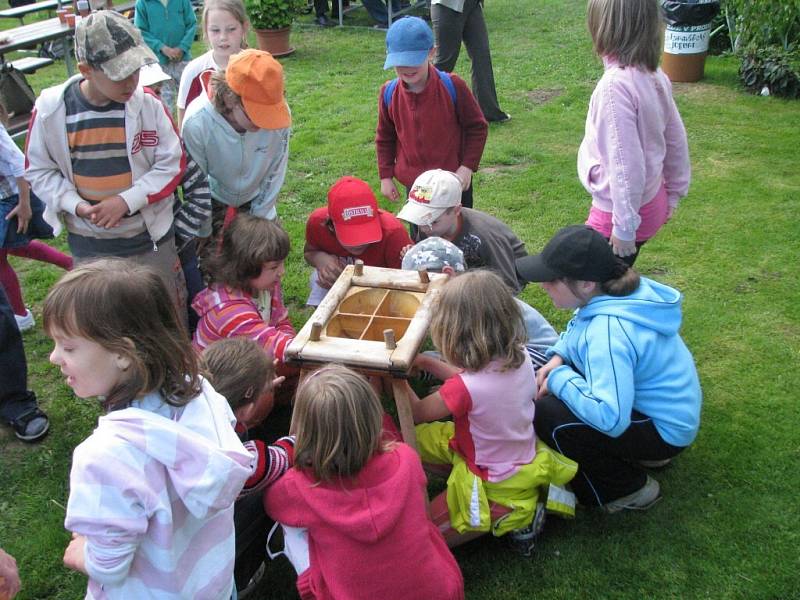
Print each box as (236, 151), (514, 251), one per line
(383, 16), (434, 69)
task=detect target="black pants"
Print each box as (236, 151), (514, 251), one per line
(534, 394), (683, 506)
(0, 285), (38, 424)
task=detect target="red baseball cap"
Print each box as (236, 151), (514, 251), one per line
(328, 177), (383, 247)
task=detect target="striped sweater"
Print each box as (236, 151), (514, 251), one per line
(64, 380), (253, 600)
(191, 284), (295, 363)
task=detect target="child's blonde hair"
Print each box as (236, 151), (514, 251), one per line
(587, 0), (663, 71)
(208, 214), (290, 296)
(430, 270), (527, 372)
(291, 364), (387, 482)
(202, 0), (249, 44)
(202, 337), (273, 410)
(42, 259), (201, 411)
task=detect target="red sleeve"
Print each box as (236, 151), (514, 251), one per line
(438, 374), (472, 418)
(381, 213), (413, 268)
(305, 207), (345, 256)
(376, 83), (398, 180)
(452, 74), (488, 172)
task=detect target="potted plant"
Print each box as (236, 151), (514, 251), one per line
(245, 0), (304, 57)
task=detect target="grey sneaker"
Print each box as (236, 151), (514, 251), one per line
(507, 502), (546, 557)
(603, 476), (661, 513)
(15, 308), (35, 332)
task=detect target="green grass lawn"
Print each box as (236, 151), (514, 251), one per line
(2, 0), (799, 598)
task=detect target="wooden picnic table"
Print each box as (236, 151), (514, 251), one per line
(0, 17), (76, 75)
(0, 0), (60, 25)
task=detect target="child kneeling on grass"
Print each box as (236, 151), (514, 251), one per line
(192, 214), (297, 385)
(517, 225), (702, 513)
(401, 270), (578, 556)
(264, 364), (464, 600)
(45, 260), (252, 599)
(202, 337), (294, 595)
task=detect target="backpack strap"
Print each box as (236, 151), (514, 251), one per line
(382, 69), (457, 109)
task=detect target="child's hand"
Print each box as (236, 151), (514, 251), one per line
(399, 244), (412, 259)
(161, 46), (183, 61)
(380, 178), (401, 202)
(63, 533), (88, 575)
(272, 358), (286, 389)
(0, 548), (21, 599)
(535, 355), (563, 400)
(314, 253), (344, 287)
(609, 235), (636, 258)
(5, 200), (32, 234)
(454, 166), (473, 191)
(87, 196), (129, 229)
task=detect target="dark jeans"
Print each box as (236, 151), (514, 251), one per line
(233, 491), (273, 591)
(534, 394), (683, 506)
(0, 285), (38, 423)
(178, 240), (203, 334)
(362, 0), (402, 25)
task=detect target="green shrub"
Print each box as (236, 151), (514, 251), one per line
(244, 0), (304, 30)
(739, 44), (800, 97)
(722, 0), (800, 97)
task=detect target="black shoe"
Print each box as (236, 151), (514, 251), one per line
(507, 502), (545, 557)
(10, 407), (50, 442)
(315, 14), (332, 26)
(489, 112), (512, 123)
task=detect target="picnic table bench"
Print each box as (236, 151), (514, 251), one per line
(0, 0), (60, 25)
(335, 0), (429, 27)
(10, 55), (54, 72)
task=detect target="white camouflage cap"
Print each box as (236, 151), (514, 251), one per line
(401, 237), (466, 273)
(75, 10), (156, 81)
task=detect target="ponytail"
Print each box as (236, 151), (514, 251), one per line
(600, 265), (641, 296)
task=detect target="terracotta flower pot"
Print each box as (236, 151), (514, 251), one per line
(254, 26), (295, 57)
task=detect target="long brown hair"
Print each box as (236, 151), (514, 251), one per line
(430, 270), (527, 371)
(43, 259), (201, 411)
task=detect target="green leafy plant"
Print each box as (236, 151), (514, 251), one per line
(244, 0), (304, 30)
(739, 44), (800, 97)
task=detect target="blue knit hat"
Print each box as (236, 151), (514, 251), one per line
(383, 16), (433, 69)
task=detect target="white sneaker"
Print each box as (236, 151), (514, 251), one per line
(15, 309), (35, 332)
(603, 476), (661, 513)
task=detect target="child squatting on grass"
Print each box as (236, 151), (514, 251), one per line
(400, 270), (578, 556)
(517, 225), (702, 512)
(579, 0), (690, 265)
(264, 364), (465, 600)
(201, 337), (295, 594)
(44, 260), (252, 599)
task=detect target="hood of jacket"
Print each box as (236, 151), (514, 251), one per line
(191, 284), (253, 318)
(576, 276), (683, 336)
(96, 378), (253, 518)
(33, 74), (146, 121)
(294, 448), (417, 545)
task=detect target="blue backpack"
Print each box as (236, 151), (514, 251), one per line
(382, 68), (458, 109)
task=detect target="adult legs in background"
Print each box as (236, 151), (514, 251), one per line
(0, 285), (49, 442)
(362, 0), (402, 27)
(432, 0), (507, 122)
(534, 394), (682, 507)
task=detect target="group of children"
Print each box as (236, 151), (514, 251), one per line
(0, 0), (706, 597)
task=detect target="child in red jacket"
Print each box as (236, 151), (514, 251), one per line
(376, 16), (488, 208)
(264, 364), (464, 600)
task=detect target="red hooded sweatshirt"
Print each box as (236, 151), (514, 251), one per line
(264, 443), (464, 600)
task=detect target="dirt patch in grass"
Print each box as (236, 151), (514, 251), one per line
(480, 162), (534, 175)
(526, 87), (565, 105)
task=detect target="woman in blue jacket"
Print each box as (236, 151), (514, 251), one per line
(516, 225), (701, 513)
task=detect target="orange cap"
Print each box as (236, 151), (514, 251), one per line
(225, 49), (291, 130)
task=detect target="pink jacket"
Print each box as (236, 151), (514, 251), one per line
(577, 57), (690, 241)
(191, 284), (295, 362)
(264, 443), (464, 600)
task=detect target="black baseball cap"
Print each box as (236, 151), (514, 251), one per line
(516, 225), (626, 283)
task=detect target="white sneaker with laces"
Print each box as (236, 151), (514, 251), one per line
(603, 476), (661, 513)
(15, 309), (35, 332)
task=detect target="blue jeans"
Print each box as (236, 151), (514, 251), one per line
(362, 0), (402, 25)
(0, 285), (37, 423)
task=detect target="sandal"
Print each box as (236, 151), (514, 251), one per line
(10, 407), (50, 442)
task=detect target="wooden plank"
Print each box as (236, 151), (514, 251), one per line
(391, 378), (417, 451)
(10, 55), (54, 72)
(0, 0), (59, 20)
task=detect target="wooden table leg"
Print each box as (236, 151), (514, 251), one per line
(390, 378), (417, 451)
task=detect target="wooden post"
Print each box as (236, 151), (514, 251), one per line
(418, 268), (430, 284)
(391, 378), (417, 451)
(353, 259), (364, 276)
(310, 322), (322, 342)
(383, 329), (396, 350)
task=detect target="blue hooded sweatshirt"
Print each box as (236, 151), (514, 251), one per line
(546, 277), (701, 447)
